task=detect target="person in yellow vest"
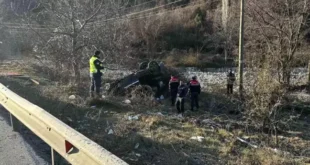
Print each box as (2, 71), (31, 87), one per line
(89, 51), (105, 98)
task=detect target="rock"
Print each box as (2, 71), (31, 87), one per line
(135, 153), (141, 157)
(160, 95), (164, 100)
(108, 129), (114, 135)
(102, 95), (106, 99)
(190, 136), (204, 142)
(69, 95), (76, 100)
(124, 99), (131, 104)
(156, 112), (165, 116)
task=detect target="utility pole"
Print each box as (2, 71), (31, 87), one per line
(308, 60), (310, 85)
(238, 0), (245, 97)
(222, 0), (229, 63)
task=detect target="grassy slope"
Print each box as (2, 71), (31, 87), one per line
(0, 63), (310, 164)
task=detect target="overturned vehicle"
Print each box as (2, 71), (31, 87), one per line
(107, 61), (179, 97)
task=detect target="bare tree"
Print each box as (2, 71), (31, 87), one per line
(24, 0), (119, 82)
(247, 0), (309, 86)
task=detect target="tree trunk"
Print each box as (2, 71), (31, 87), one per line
(282, 66), (291, 86)
(71, 36), (81, 84)
(72, 61), (80, 83)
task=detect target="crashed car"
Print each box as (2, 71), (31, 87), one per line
(107, 61), (176, 96)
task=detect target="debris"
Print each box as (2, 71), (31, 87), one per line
(124, 99), (131, 104)
(104, 111), (109, 114)
(105, 83), (111, 90)
(127, 114), (140, 121)
(202, 119), (215, 124)
(91, 106), (96, 109)
(190, 136), (205, 142)
(102, 95), (106, 99)
(30, 79), (40, 85)
(66, 117), (73, 122)
(134, 143), (140, 149)
(135, 153), (141, 157)
(108, 129), (114, 135)
(69, 95), (76, 100)
(242, 136), (250, 140)
(236, 137), (258, 148)
(201, 119), (221, 128)
(267, 147), (291, 156)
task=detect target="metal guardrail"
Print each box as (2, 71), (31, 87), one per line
(0, 83), (128, 165)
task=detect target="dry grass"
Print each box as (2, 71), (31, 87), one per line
(164, 53), (201, 67)
(236, 148), (301, 165)
(181, 54), (199, 67)
(1, 62), (310, 165)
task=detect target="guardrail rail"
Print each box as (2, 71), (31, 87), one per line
(0, 83), (128, 165)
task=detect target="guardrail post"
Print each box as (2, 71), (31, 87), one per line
(51, 148), (62, 165)
(10, 113), (20, 132)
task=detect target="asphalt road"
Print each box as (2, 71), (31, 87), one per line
(0, 107), (50, 165)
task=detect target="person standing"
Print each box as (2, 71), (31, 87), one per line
(89, 51), (104, 98)
(189, 76), (201, 111)
(169, 75), (180, 106)
(227, 69), (236, 95)
(176, 81), (188, 117)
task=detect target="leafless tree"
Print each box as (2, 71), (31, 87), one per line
(24, 0), (121, 83)
(247, 0), (309, 86)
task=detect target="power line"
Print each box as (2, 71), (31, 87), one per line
(0, 1), (202, 32)
(93, 0), (187, 24)
(94, 1), (201, 25)
(0, 0), (167, 29)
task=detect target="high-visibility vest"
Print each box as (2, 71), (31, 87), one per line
(89, 56), (98, 73)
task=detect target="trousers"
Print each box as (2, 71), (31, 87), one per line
(190, 92), (199, 111)
(176, 97), (185, 114)
(170, 89), (178, 106)
(227, 84), (233, 94)
(90, 73), (102, 94)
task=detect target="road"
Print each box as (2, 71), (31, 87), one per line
(0, 108), (50, 165)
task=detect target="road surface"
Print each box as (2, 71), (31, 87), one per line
(0, 108), (50, 165)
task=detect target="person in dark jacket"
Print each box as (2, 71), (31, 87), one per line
(189, 76), (201, 111)
(89, 51), (105, 98)
(176, 81), (188, 116)
(227, 69), (236, 95)
(169, 75), (180, 106)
